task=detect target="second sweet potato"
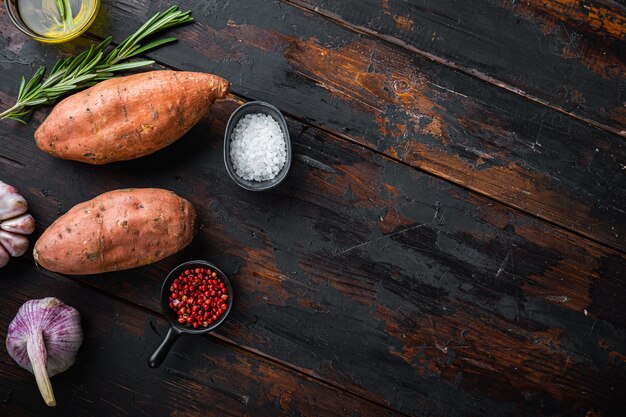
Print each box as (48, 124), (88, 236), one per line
(35, 70), (229, 164)
(33, 188), (196, 275)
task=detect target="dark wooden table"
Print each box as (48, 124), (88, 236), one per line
(1, 1), (625, 416)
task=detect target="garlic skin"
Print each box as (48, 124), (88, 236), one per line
(0, 181), (28, 220)
(6, 298), (83, 407)
(1, 213), (36, 234)
(0, 181), (35, 268)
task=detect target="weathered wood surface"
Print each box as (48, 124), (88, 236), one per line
(0, 262), (400, 417)
(80, 0), (626, 252)
(0, 1), (625, 417)
(2, 78), (626, 417)
(290, 0), (626, 137)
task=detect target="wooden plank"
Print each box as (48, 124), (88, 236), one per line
(78, 0), (625, 252)
(288, 0), (626, 137)
(0, 262), (401, 417)
(1, 6), (625, 417)
(1, 88), (625, 415)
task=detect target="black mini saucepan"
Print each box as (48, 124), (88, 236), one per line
(148, 260), (234, 368)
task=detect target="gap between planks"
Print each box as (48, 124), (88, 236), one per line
(282, 106), (626, 254)
(0, 152), (26, 168)
(282, 0), (626, 139)
(20, 259), (412, 417)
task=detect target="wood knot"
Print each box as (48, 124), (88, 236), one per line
(393, 79), (410, 93)
(278, 391), (292, 409)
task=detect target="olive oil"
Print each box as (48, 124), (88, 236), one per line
(16, 0), (98, 39)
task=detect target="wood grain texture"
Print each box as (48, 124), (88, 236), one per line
(80, 0), (626, 252)
(2, 91), (625, 416)
(0, 262), (400, 417)
(290, 0), (626, 137)
(0, 3), (625, 417)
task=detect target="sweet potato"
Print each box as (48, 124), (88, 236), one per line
(35, 70), (229, 164)
(33, 189), (196, 275)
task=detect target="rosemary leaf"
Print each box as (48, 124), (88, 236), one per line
(125, 37), (178, 59)
(53, 0), (74, 31)
(17, 76), (26, 98)
(103, 60), (156, 73)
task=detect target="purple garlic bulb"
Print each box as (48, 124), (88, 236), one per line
(6, 298), (82, 407)
(0, 180), (36, 268)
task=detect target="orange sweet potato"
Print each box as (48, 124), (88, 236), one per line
(34, 188), (196, 275)
(34, 70), (229, 164)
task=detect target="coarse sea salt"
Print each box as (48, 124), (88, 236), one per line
(230, 113), (287, 182)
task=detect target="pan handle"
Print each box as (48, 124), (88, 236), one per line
(148, 326), (182, 368)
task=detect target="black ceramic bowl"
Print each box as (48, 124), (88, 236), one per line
(224, 101), (292, 191)
(148, 260), (234, 368)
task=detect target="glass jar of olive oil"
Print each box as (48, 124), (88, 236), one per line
(6, 0), (100, 43)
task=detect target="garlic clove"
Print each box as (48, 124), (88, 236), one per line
(0, 182), (28, 221)
(0, 231), (29, 257)
(1, 213), (36, 235)
(0, 244), (8, 268)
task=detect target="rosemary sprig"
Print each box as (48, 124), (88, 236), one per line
(53, 0), (74, 31)
(0, 6), (193, 123)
